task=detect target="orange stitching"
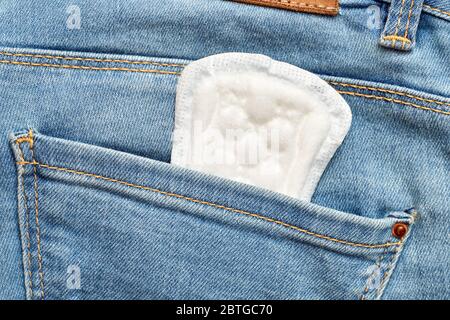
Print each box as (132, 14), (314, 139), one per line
(382, 35), (411, 43)
(4, 50), (449, 116)
(362, 210), (415, 300)
(16, 144), (33, 299)
(0, 59), (181, 75)
(376, 209), (415, 299)
(391, 0), (407, 48)
(275, 0), (334, 8)
(27, 131), (45, 300)
(402, 0), (416, 49)
(336, 90), (450, 116)
(15, 136), (34, 148)
(3, 50), (449, 107)
(0, 51), (186, 68)
(16, 143), (25, 162)
(256, 0), (337, 10)
(236, 0), (338, 11)
(423, 4), (450, 17)
(329, 81), (450, 108)
(16, 160), (403, 249)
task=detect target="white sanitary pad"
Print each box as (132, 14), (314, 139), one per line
(171, 53), (352, 201)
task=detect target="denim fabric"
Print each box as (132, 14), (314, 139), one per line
(379, 0), (425, 51)
(382, 0), (450, 22)
(0, 0), (449, 299)
(9, 131), (415, 299)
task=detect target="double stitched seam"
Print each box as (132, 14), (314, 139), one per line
(238, 0), (338, 11)
(382, 35), (411, 43)
(3, 51), (449, 115)
(24, 131), (45, 300)
(16, 136), (34, 147)
(16, 143), (33, 299)
(336, 90), (450, 116)
(375, 242), (404, 298)
(0, 60), (181, 75)
(423, 4), (450, 17)
(361, 252), (384, 300)
(402, 0), (416, 49)
(329, 81), (450, 108)
(375, 210), (417, 299)
(0, 51), (186, 68)
(16, 160), (402, 249)
(390, 0), (407, 48)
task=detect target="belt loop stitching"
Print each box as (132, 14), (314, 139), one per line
(392, 0), (408, 48)
(380, 0), (425, 51)
(403, 0), (416, 49)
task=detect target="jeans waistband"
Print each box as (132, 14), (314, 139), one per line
(0, 0), (449, 96)
(378, 0), (450, 21)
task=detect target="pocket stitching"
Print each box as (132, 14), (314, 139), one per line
(336, 90), (450, 116)
(0, 51), (186, 68)
(330, 81), (450, 108)
(2, 49), (448, 116)
(16, 132), (45, 300)
(0, 59), (181, 75)
(360, 250), (387, 300)
(375, 244), (403, 299)
(16, 159), (405, 250)
(29, 136), (45, 300)
(16, 143), (34, 299)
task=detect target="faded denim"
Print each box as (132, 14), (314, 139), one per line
(0, 0), (449, 299)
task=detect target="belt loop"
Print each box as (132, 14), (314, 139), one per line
(379, 0), (425, 51)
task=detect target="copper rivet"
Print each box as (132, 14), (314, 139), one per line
(392, 223), (408, 239)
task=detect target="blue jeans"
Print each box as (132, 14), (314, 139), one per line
(0, 0), (449, 299)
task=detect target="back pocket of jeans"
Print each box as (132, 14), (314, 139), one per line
(10, 129), (415, 300)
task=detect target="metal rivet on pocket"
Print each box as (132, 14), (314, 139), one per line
(392, 223), (408, 239)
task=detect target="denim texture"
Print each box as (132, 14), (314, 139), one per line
(0, 0), (449, 299)
(379, 0), (425, 51)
